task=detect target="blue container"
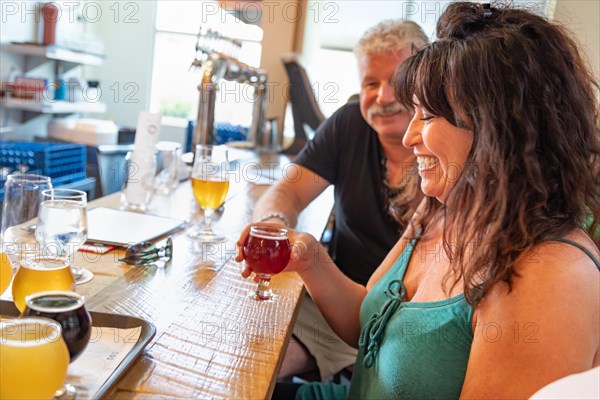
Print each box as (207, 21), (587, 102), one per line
(0, 141), (87, 201)
(214, 122), (249, 145)
(185, 120), (194, 153)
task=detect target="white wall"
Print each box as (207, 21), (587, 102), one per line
(85, 1), (156, 129)
(258, 0), (299, 137)
(2, 0), (597, 144)
(552, 0), (600, 82)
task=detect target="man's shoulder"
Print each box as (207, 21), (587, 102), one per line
(322, 101), (371, 136)
(329, 101), (364, 123)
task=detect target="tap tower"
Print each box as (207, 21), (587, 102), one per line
(190, 27), (268, 149)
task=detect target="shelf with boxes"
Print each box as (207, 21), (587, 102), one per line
(2, 96), (107, 114)
(0, 43), (106, 118)
(1, 43), (104, 66)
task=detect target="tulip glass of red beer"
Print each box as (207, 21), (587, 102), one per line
(243, 225), (291, 301)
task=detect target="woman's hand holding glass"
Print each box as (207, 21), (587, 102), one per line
(236, 223), (322, 301)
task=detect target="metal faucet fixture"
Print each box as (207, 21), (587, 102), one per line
(190, 27), (268, 149)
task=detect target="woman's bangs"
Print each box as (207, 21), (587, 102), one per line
(394, 42), (456, 123)
(393, 50), (422, 111)
(414, 43), (456, 123)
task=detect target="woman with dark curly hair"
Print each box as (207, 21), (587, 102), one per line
(238, 3), (600, 399)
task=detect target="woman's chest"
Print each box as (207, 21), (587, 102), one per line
(401, 240), (464, 303)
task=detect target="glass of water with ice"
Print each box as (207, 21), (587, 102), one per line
(35, 189), (89, 281)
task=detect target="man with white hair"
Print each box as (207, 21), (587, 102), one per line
(248, 20), (428, 381)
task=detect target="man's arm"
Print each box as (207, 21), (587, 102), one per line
(252, 164), (331, 227)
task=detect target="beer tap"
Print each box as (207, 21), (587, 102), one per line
(190, 28), (268, 149)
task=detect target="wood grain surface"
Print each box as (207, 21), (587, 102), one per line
(70, 154), (332, 399)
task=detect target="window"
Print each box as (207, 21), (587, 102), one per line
(150, 1), (262, 127)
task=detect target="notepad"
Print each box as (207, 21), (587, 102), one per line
(86, 207), (186, 247)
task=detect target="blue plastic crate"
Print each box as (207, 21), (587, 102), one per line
(0, 141), (87, 200)
(214, 122), (249, 145)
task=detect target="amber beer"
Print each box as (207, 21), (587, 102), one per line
(11, 257), (76, 312)
(191, 177), (230, 210)
(0, 251), (12, 295)
(0, 317), (70, 399)
(24, 291), (92, 361)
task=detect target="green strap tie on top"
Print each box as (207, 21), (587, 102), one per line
(358, 278), (406, 368)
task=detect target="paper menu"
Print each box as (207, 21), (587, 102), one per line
(122, 112), (162, 208)
(132, 111), (161, 156)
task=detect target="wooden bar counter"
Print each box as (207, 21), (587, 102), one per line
(70, 154), (333, 399)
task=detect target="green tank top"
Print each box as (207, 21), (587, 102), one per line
(347, 236), (474, 399)
(297, 236), (474, 400)
(296, 236), (599, 400)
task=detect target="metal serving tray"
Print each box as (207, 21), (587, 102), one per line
(0, 299), (156, 399)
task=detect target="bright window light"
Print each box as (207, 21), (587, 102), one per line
(150, 0), (262, 126)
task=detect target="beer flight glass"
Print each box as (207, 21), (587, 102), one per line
(1, 173), (52, 238)
(24, 290), (92, 399)
(189, 145), (230, 242)
(243, 225), (292, 301)
(0, 250), (11, 295)
(0, 317), (70, 399)
(11, 256), (76, 312)
(1, 173), (52, 272)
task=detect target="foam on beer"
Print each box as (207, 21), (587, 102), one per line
(0, 318), (62, 347)
(21, 258), (69, 271)
(249, 232), (287, 240)
(26, 291), (84, 314)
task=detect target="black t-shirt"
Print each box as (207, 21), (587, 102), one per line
(295, 102), (402, 285)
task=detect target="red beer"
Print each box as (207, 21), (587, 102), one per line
(243, 225), (291, 301)
(243, 229), (291, 276)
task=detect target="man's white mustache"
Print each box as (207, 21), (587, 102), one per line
(368, 102), (408, 119)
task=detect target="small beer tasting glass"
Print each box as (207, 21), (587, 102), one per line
(11, 256), (76, 313)
(189, 144), (230, 242)
(119, 236), (173, 266)
(0, 317), (70, 400)
(243, 225), (292, 301)
(0, 250), (12, 296)
(24, 290), (92, 399)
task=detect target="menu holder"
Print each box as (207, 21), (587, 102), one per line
(0, 299), (156, 399)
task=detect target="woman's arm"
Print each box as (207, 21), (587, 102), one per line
(237, 199), (424, 346)
(236, 219), (416, 347)
(298, 214), (424, 345)
(294, 234), (367, 347)
(237, 225), (366, 346)
(460, 236), (600, 399)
